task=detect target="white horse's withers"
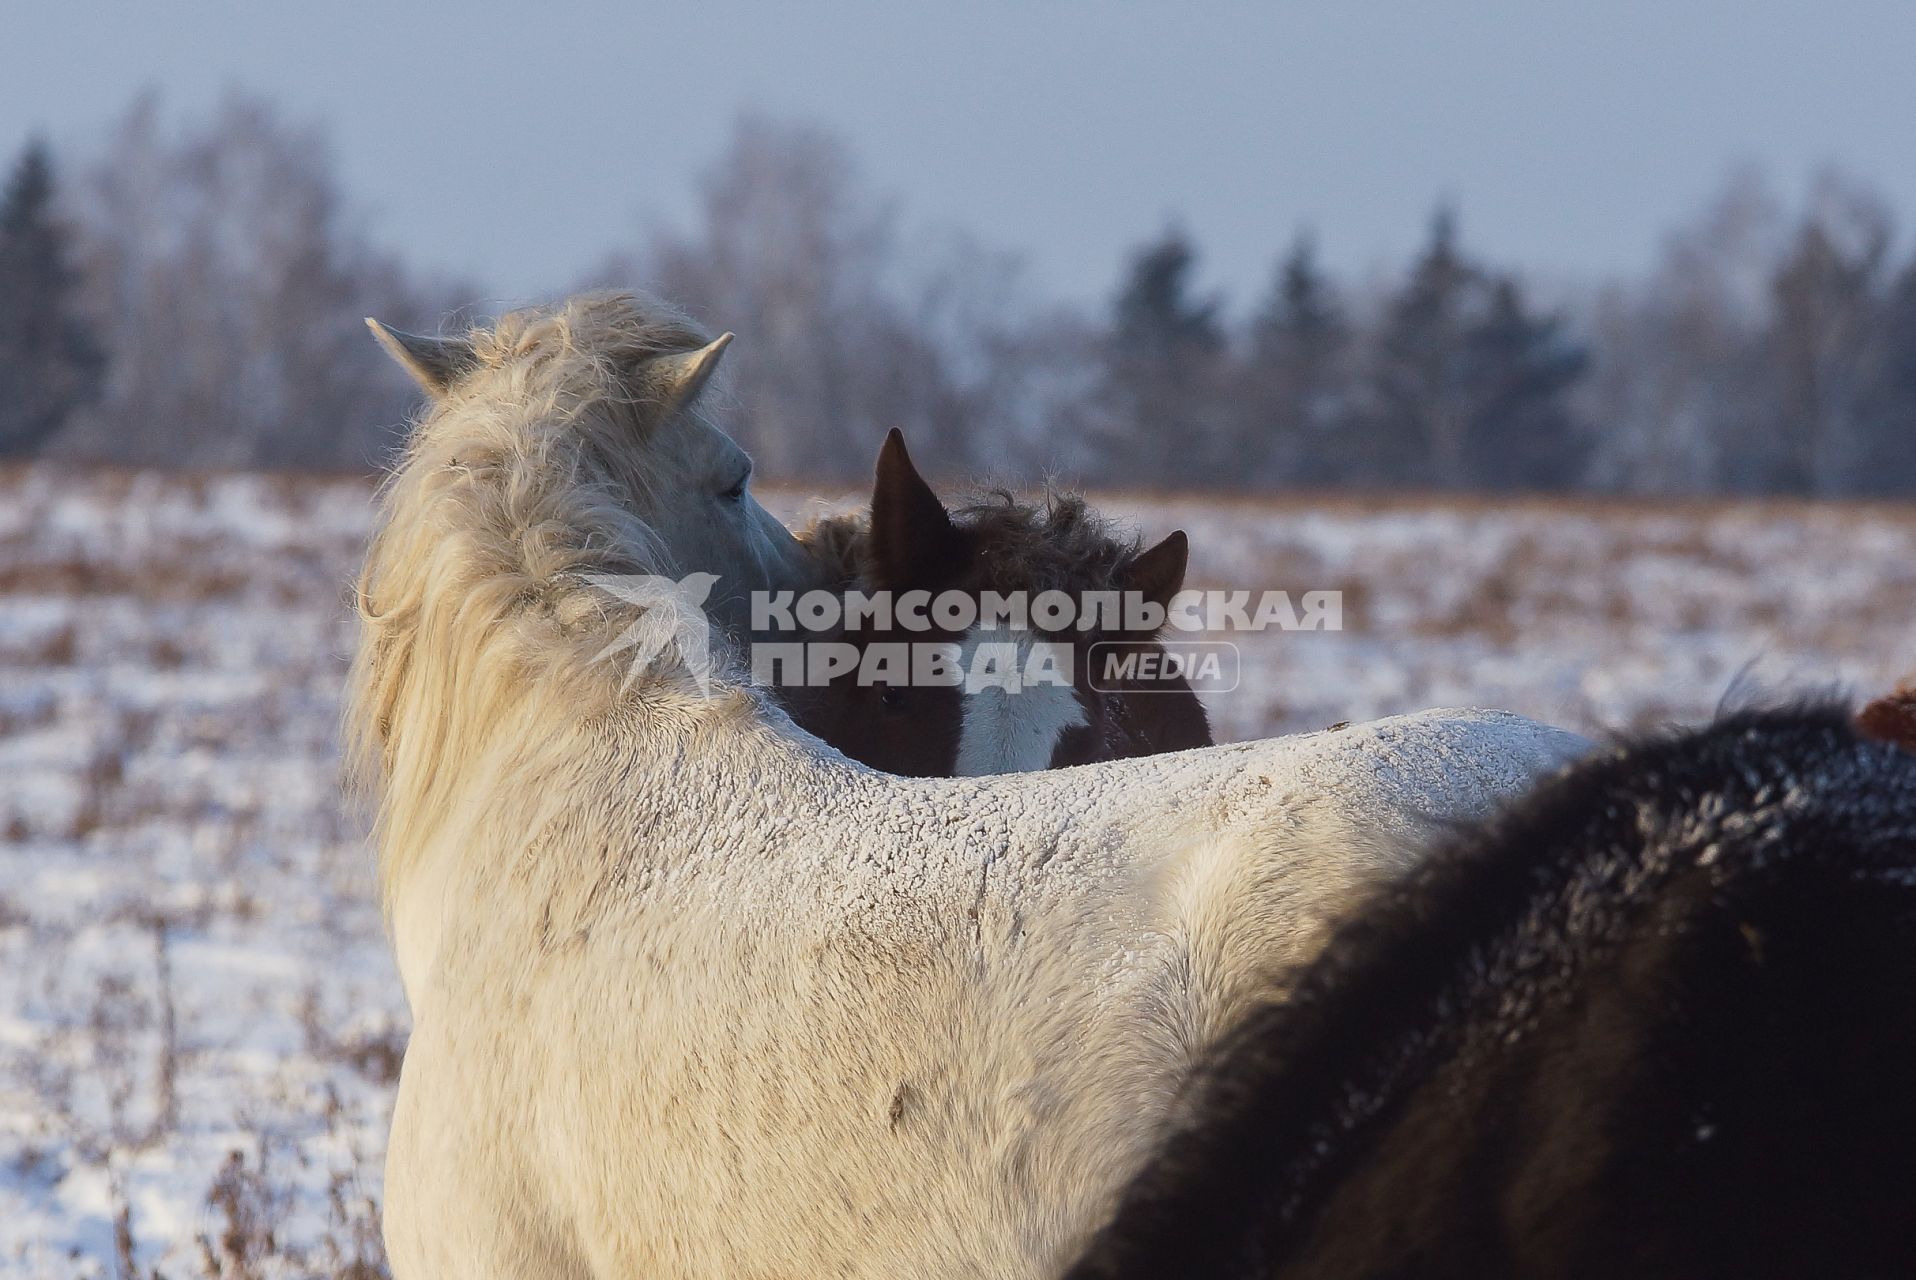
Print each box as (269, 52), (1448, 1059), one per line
(350, 293), (1587, 1279)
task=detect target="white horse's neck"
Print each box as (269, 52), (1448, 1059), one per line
(387, 687), (859, 1004)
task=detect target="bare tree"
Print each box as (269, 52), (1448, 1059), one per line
(1579, 171), (1784, 494)
(55, 91), (461, 470)
(1578, 168), (1910, 498)
(592, 116), (902, 478)
(1766, 171), (1895, 494)
(591, 114), (1088, 483)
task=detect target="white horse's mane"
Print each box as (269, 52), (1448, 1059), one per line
(347, 292), (749, 907)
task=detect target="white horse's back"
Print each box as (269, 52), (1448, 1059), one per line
(387, 700), (1581, 1278)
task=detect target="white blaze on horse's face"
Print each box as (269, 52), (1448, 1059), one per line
(953, 625), (1088, 776)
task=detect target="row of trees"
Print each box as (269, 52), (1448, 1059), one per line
(5, 91), (1916, 494)
(1089, 215), (1590, 491)
(1067, 178), (1916, 496)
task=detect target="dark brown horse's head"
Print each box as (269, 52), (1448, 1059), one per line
(779, 430), (1212, 776)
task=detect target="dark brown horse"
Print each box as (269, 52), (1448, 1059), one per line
(1064, 706), (1916, 1280)
(780, 430), (1213, 776)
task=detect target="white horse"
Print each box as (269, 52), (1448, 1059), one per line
(350, 293), (1588, 1279)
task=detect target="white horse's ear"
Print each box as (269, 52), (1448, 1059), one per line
(1123, 530), (1189, 627)
(649, 332), (733, 416)
(869, 427), (967, 592)
(366, 319), (478, 399)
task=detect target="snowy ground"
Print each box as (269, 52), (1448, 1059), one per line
(1, 464), (1911, 1276)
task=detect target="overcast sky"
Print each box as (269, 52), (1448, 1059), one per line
(8, 2), (1914, 309)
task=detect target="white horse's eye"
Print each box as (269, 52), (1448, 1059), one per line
(719, 471), (749, 502)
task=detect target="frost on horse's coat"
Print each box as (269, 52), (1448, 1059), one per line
(1065, 708), (1916, 1280)
(349, 292), (1588, 1279)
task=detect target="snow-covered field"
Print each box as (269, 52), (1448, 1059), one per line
(1, 463), (1911, 1276)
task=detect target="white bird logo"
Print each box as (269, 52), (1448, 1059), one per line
(582, 572), (722, 697)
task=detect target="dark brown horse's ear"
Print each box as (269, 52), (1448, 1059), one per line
(1123, 530), (1189, 628)
(869, 428), (966, 592)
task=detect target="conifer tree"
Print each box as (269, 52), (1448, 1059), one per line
(1098, 227), (1227, 484)
(1246, 233), (1351, 484)
(0, 139), (104, 455)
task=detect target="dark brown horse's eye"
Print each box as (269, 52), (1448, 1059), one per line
(878, 686), (907, 712)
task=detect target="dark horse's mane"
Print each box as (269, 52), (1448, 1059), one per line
(800, 488), (1144, 600)
(946, 490), (1142, 600)
(1066, 705), (1916, 1280)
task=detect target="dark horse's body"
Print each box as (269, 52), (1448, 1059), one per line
(1066, 708), (1916, 1280)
